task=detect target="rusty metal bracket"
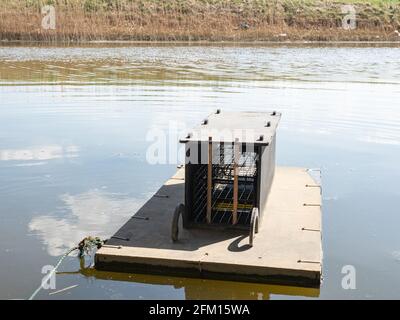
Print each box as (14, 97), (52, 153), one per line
(297, 259), (320, 264)
(111, 236), (130, 241)
(132, 216), (150, 221)
(155, 194), (169, 198)
(102, 245), (122, 249)
(301, 227), (320, 232)
(303, 203), (321, 207)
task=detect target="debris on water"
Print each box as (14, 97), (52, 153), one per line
(49, 284), (78, 296)
(78, 236), (105, 257)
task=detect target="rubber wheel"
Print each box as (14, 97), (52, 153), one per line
(249, 208), (259, 247)
(171, 204), (185, 242)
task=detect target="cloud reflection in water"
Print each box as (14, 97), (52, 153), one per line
(0, 145), (79, 161)
(29, 190), (143, 256)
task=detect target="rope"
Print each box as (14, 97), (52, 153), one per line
(28, 236), (105, 300)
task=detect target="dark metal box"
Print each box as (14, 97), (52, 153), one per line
(180, 111), (281, 230)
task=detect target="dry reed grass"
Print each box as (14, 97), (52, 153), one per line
(0, 0), (399, 42)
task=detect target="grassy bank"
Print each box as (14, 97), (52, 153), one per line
(0, 0), (399, 42)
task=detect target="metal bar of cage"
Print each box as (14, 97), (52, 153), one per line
(206, 137), (213, 223)
(191, 141), (258, 226)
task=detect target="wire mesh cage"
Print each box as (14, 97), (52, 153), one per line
(191, 143), (259, 227)
(179, 111), (281, 235)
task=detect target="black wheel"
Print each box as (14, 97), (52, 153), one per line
(171, 204), (185, 242)
(249, 208), (259, 247)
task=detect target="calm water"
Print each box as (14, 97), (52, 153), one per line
(0, 44), (399, 300)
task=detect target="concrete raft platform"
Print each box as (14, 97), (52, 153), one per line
(95, 167), (322, 287)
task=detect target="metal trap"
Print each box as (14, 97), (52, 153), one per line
(172, 110), (281, 246)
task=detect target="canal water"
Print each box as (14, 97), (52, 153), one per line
(0, 44), (399, 299)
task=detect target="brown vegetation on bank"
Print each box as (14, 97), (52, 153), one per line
(0, 0), (399, 42)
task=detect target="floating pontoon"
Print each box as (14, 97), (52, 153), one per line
(95, 111), (322, 287)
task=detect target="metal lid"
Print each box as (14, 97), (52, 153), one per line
(180, 111), (281, 146)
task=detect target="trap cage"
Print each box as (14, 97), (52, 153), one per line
(174, 111), (281, 245)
